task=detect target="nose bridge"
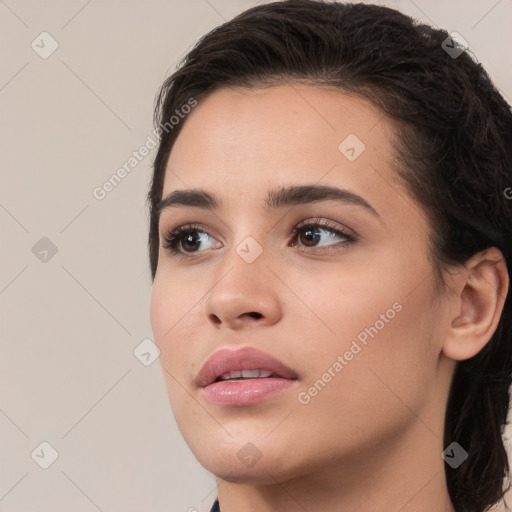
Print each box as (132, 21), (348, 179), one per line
(218, 209), (270, 272)
(214, 231), (269, 297)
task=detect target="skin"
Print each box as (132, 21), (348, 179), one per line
(149, 84), (509, 512)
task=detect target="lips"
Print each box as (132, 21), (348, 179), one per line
(195, 346), (298, 387)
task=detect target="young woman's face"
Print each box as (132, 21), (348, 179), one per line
(150, 84), (455, 483)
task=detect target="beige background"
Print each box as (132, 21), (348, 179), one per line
(1, 0), (511, 510)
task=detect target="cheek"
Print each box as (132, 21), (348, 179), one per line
(150, 271), (210, 388)
(150, 278), (197, 414)
(150, 275), (191, 371)
(280, 257), (403, 348)
(289, 259), (438, 413)
(149, 278), (174, 348)
(311, 293), (436, 419)
(150, 269), (202, 341)
(149, 283), (162, 338)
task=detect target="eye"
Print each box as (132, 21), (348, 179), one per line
(290, 218), (355, 251)
(161, 218), (356, 258)
(162, 223), (220, 256)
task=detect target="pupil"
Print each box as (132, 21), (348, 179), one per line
(183, 233), (199, 251)
(301, 228), (320, 247)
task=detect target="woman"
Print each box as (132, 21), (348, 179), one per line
(147, 1), (512, 510)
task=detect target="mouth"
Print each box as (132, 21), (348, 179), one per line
(196, 346), (298, 388)
(213, 369), (284, 382)
(195, 346), (299, 405)
(204, 372), (299, 407)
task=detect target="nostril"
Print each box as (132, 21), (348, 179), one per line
(209, 314), (222, 325)
(208, 312), (262, 325)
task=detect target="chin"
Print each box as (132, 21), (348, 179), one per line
(193, 441), (308, 485)
(202, 461), (294, 485)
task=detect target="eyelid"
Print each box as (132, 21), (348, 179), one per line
(293, 216), (358, 238)
(160, 222), (220, 243)
(160, 217), (354, 239)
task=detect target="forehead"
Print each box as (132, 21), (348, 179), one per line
(162, 84), (407, 219)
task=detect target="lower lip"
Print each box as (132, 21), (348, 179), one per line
(202, 378), (298, 406)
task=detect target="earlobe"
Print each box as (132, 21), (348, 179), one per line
(442, 247), (509, 361)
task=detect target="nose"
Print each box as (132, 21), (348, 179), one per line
(202, 245), (283, 330)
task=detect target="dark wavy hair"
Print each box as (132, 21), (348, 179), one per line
(146, 1), (512, 510)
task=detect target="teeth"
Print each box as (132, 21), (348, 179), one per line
(219, 369), (274, 380)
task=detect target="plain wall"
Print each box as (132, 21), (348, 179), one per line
(1, 0), (511, 510)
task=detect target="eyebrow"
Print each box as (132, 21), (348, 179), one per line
(157, 184), (380, 220)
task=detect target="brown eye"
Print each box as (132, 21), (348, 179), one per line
(298, 226), (324, 247)
(292, 220), (355, 250)
(162, 224), (220, 256)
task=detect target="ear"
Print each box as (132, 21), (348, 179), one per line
(442, 247), (509, 361)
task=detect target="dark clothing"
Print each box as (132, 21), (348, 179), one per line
(210, 498), (220, 511)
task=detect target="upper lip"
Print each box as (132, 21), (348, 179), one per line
(196, 346), (298, 387)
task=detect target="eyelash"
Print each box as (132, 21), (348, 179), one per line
(161, 218), (356, 258)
